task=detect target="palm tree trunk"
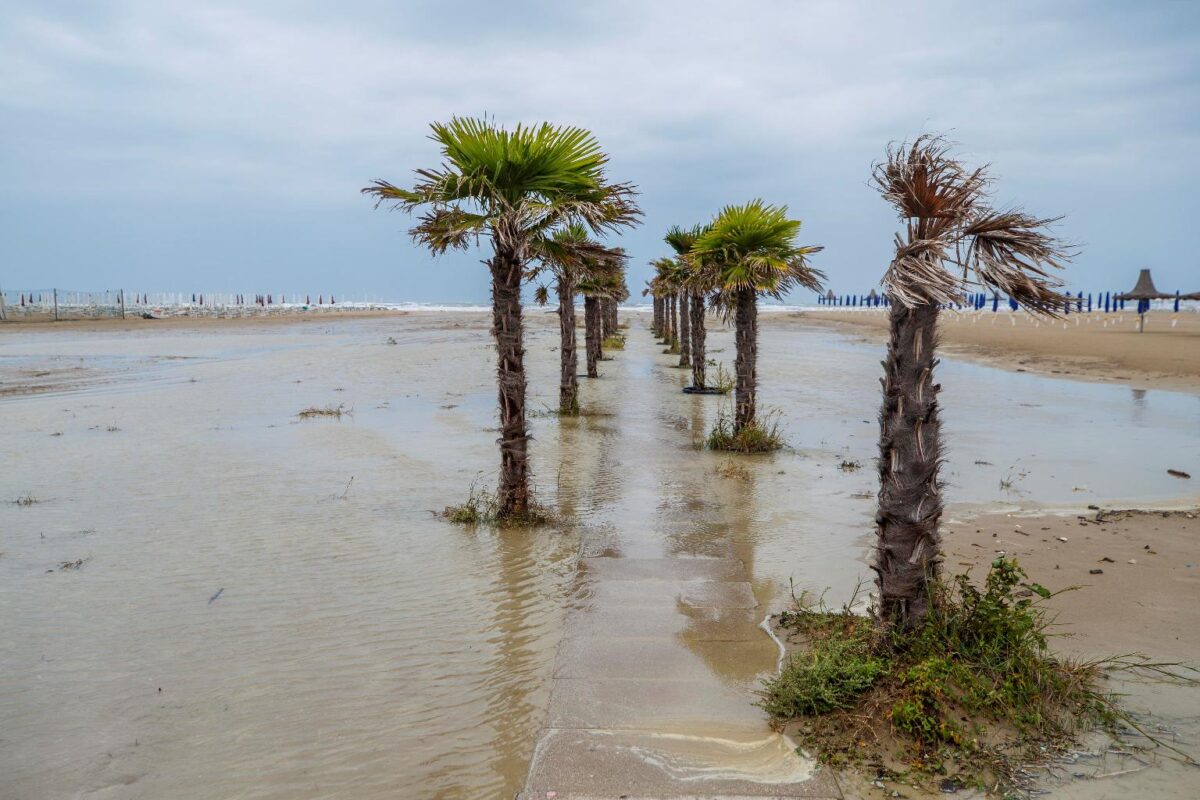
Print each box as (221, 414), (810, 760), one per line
(677, 292), (691, 368)
(733, 288), (757, 433)
(600, 298), (612, 341)
(690, 291), (706, 388)
(584, 295), (600, 378)
(653, 297), (662, 337)
(490, 251), (530, 517)
(669, 295), (679, 352)
(875, 301), (943, 628)
(557, 277), (579, 414)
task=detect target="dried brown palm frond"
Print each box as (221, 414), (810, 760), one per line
(873, 135), (1074, 317)
(962, 210), (1075, 312)
(872, 135), (987, 233)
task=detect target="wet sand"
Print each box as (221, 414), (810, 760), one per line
(792, 309), (1200, 393)
(1, 310), (1197, 798)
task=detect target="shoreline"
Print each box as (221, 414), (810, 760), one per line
(787, 309), (1200, 393)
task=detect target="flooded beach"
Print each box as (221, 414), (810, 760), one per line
(1, 310), (1197, 799)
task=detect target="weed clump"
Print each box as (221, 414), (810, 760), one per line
(441, 483), (553, 528)
(601, 334), (626, 350)
(761, 559), (1186, 791)
(297, 404), (347, 420)
(706, 410), (784, 453)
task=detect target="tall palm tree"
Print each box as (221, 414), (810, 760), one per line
(665, 224), (710, 385)
(692, 201), (824, 434)
(531, 223), (622, 414)
(871, 135), (1072, 628)
(363, 117), (639, 518)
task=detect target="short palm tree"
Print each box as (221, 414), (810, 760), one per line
(692, 201), (824, 437)
(363, 117), (639, 519)
(871, 135), (1072, 628)
(531, 223), (621, 414)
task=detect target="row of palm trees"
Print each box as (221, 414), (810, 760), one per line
(365, 119), (1072, 631)
(363, 117), (640, 519)
(646, 204), (824, 440)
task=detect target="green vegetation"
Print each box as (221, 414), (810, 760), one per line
(441, 482), (553, 528)
(601, 334), (625, 350)
(706, 408), (784, 453)
(762, 559), (1194, 791)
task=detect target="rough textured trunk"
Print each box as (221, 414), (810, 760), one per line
(599, 298), (612, 341)
(557, 278), (578, 414)
(584, 295), (601, 378)
(874, 301), (943, 628)
(690, 291), (706, 388)
(490, 250), (530, 517)
(733, 288), (758, 433)
(668, 295), (679, 352)
(652, 297), (663, 337)
(677, 292), (691, 368)
(603, 298), (618, 340)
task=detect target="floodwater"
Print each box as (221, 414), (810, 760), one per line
(1, 311), (1197, 799)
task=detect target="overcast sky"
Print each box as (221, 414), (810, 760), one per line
(2, 1), (1197, 303)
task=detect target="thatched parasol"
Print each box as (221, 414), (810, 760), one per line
(1114, 269), (1175, 332)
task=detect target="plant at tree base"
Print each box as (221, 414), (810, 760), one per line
(363, 116), (639, 519)
(692, 200), (823, 441)
(871, 134), (1073, 627)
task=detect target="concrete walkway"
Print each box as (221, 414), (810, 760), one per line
(520, 555), (843, 799)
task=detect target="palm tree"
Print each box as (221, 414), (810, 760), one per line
(648, 258), (676, 348)
(692, 201), (823, 435)
(363, 117), (639, 518)
(531, 224), (622, 414)
(578, 255), (625, 378)
(665, 224), (710, 385)
(871, 135), (1072, 628)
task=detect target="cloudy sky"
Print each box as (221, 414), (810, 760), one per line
(2, 1), (1197, 303)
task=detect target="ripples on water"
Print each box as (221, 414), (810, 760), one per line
(1, 313), (1196, 798)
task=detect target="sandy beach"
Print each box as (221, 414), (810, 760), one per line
(792, 309), (1200, 393)
(1, 310), (1197, 799)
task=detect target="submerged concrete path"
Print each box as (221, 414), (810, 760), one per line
(520, 555), (843, 799)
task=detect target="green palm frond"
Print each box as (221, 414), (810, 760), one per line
(691, 200), (825, 301)
(363, 115), (640, 254)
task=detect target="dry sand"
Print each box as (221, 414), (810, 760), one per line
(790, 309), (1200, 393)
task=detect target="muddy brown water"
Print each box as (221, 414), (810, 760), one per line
(1, 311), (1197, 798)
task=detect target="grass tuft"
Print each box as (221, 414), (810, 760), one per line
(706, 409), (784, 453)
(601, 334), (626, 350)
(441, 482), (554, 528)
(297, 404), (347, 420)
(761, 559), (1196, 791)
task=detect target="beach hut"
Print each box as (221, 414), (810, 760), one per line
(1115, 269), (1175, 332)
